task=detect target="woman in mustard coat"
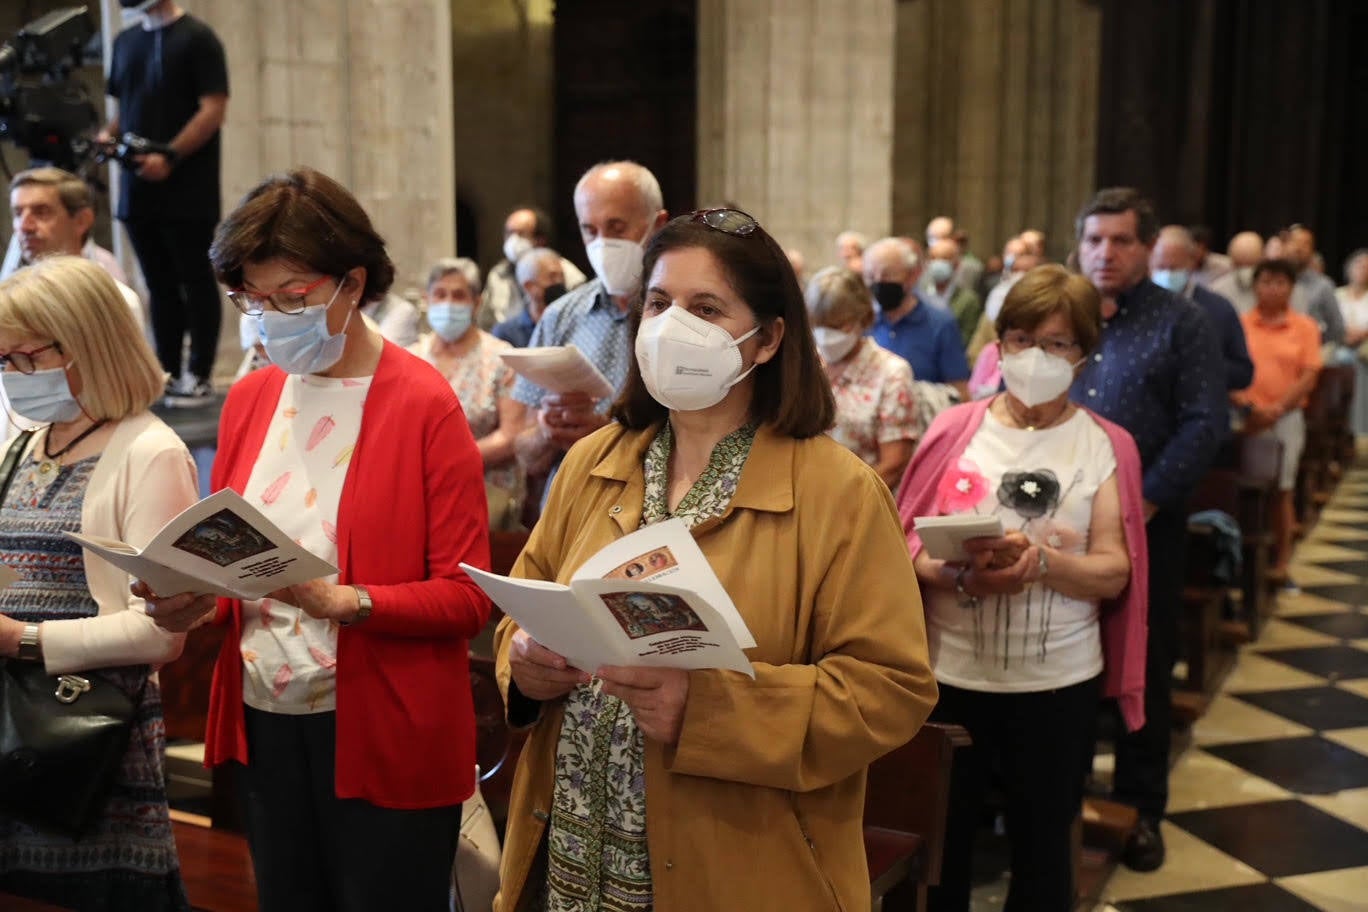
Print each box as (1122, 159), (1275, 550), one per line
(495, 210), (938, 911)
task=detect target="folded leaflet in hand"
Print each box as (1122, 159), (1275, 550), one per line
(461, 518), (756, 677)
(912, 514), (1005, 562)
(66, 488), (338, 600)
(498, 345), (615, 400)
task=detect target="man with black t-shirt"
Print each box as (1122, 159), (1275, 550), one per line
(103, 0), (228, 405)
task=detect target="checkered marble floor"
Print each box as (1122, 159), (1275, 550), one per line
(1097, 470), (1368, 911)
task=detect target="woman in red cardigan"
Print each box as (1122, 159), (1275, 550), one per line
(145, 168), (491, 912)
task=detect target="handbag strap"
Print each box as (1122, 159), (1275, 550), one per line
(0, 430), (36, 506)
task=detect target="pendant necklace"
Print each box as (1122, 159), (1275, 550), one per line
(39, 420), (107, 475)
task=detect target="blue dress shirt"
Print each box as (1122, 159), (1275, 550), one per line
(868, 296), (971, 384)
(510, 278), (632, 413)
(492, 308), (537, 349)
(1071, 279), (1227, 510)
(1191, 285), (1254, 391)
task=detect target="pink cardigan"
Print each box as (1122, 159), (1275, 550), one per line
(894, 396), (1149, 732)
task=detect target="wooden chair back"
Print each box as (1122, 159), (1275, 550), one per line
(863, 722), (970, 887)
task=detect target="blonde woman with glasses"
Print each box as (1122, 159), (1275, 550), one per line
(0, 256), (198, 910)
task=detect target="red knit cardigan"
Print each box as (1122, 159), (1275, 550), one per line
(203, 342), (492, 807)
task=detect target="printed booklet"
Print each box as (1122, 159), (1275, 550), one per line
(66, 489), (338, 600)
(461, 518), (756, 676)
(912, 514), (1006, 562)
(498, 345), (615, 400)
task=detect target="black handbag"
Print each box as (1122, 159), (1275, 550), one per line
(0, 430), (141, 838)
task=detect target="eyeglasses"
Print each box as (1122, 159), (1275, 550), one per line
(690, 208), (759, 237)
(227, 274), (337, 316)
(1000, 330), (1081, 359)
(0, 342), (62, 374)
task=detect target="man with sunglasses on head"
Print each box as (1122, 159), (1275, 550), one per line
(510, 161), (668, 518)
(102, 0), (229, 406)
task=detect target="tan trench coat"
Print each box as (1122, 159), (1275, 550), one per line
(493, 422), (937, 911)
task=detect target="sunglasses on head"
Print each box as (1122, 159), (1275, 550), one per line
(690, 208), (759, 237)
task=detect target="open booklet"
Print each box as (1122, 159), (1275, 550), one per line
(65, 489), (339, 600)
(499, 345), (615, 400)
(912, 514), (1005, 562)
(461, 518), (756, 677)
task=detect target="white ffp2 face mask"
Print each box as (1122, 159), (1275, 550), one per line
(1000, 347), (1077, 408)
(813, 326), (859, 364)
(586, 226), (651, 296)
(503, 233), (534, 265)
(634, 306), (760, 411)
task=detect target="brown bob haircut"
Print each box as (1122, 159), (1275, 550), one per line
(996, 264), (1103, 357)
(209, 167), (396, 303)
(611, 213), (835, 438)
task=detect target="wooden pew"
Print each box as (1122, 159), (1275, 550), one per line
(469, 653), (528, 833)
(1297, 367), (1346, 525)
(863, 722), (970, 911)
(1180, 434), (1284, 701)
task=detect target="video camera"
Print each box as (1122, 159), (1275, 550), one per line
(0, 6), (101, 173)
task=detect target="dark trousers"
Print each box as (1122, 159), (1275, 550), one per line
(122, 217), (222, 382)
(238, 707), (462, 912)
(1111, 508), (1186, 820)
(927, 675), (1102, 912)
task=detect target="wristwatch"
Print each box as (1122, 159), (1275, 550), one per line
(17, 623), (42, 662)
(342, 585), (373, 626)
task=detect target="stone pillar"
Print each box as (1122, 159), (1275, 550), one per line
(697, 0), (896, 273)
(892, 0), (1101, 263)
(101, 0), (455, 377)
(449, 0), (555, 273)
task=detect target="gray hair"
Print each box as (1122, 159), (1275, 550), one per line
(1155, 224), (1197, 254)
(866, 236), (921, 271)
(426, 256), (482, 296)
(804, 266), (874, 326)
(515, 247), (562, 286)
(835, 230), (868, 251)
(574, 160), (663, 220)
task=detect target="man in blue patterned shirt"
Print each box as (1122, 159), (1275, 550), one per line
(1071, 188), (1227, 873)
(510, 161), (668, 514)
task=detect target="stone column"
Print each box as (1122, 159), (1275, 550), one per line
(449, 0), (555, 272)
(102, 0), (455, 376)
(697, 0), (896, 273)
(892, 0), (1101, 263)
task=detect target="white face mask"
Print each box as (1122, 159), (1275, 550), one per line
(1000, 347), (1078, 408)
(503, 233), (534, 265)
(634, 306), (760, 411)
(813, 326), (859, 364)
(586, 226), (651, 296)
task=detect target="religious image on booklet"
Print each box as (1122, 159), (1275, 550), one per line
(171, 509), (275, 567)
(66, 489), (338, 600)
(461, 518), (756, 676)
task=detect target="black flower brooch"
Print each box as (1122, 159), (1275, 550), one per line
(997, 470), (1061, 519)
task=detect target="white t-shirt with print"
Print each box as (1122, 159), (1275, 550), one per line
(926, 408), (1116, 693)
(239, 374), (372, 714)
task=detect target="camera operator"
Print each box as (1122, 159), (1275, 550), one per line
(102, 0), (228, 406)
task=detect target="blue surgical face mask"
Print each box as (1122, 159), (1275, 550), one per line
(1151, 268), (1191, 294)
(928, 259), (956, 285)
(427, 303), (474, 342)
(255, 279), (353, 375)
(2, 364), (83, 423)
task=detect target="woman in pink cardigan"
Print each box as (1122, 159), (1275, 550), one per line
(896, 265), (1148, 912)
